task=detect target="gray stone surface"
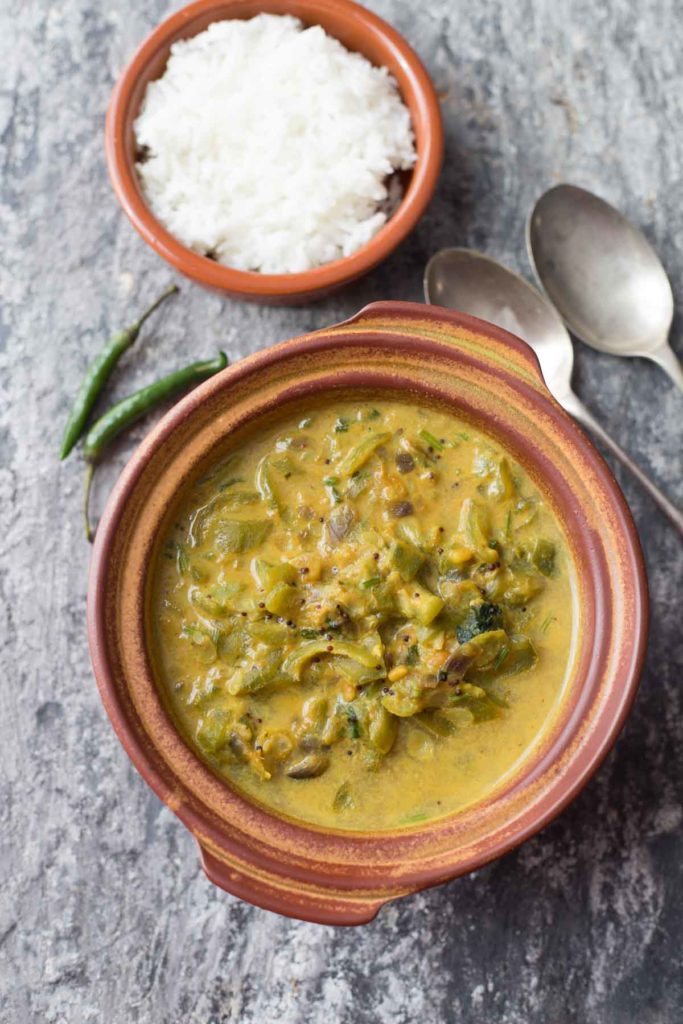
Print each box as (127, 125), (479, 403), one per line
(1, 0), (682, 1021)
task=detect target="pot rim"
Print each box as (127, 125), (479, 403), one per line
(87, 301), (649, 923)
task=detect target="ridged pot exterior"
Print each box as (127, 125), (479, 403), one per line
(87, 302), (648, 924)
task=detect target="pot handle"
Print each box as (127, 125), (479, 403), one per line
(334, 300), (548, 389)
(198, 842), (390, 927)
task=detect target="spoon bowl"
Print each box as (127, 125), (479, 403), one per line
(527, 184), (682, 389)
(425, 248), (574, 399)
(424, 246), (683, 535)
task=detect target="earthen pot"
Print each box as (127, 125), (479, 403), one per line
(87, 302), (648, 925)
(105, 0), (444, 304)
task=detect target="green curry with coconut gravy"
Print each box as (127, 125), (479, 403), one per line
(150, 400), (575, 830)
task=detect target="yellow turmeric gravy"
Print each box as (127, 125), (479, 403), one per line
(149, 400), (575, 830)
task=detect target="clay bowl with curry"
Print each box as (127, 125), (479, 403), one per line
(87, 301), (648, 925)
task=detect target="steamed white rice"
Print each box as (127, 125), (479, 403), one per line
(134, 14), (416, 274)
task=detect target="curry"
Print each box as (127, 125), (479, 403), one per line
(149, 400), (575, 830)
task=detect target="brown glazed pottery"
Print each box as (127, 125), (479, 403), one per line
(105, 0), (444, 304)
(87, 302), (648, 925)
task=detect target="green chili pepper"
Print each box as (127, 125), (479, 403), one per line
(83, 351), (228, 542)
(60, 284), (178, 460)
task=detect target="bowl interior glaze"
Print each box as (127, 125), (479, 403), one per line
(87, 302), (648, 924)
(105, 0), (444, 303)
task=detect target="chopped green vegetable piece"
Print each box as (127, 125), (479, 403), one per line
(299, 694), (328, 731)
(333, 782), (355, 810)
(334, 417), (350, 433)
(503, 570), (545, 606)
(188, 491), (261, 546)
(227, 652), (286, 695)
(381, 675), (424, 717)
(320, 707), (345, 746)
(251, 557), (297, 589)
(405, 643), (419, 666)
(514, 497), (538, 529)
(188, 560), (210, 583)
(343, 704), (361, 739)
(418, 430), (444, 451)
(254, 455), (282, 511)
(390, 540), (424, 581)
(404, 437), (437, 466)
(397, 584), (444, 626)
(488, 457), (516, 499)
(347, 470), (370, 499)
(531, 538), (556, 576)
(270, 454), (301, 478)
(331, 656), (386, 687)
(246, 619), (289, 645)
(190, 589), (230, 618)
(283, 639), (383, 680)
(457, 498), (491, 551)
(414, 711), (457, 736)
(439, 577), (480, 608)
(225, 490), (260, 505)
(324, 476), (342, 504)
(195, 709), (232, 754)
(214, 519), (273, 554)
(366, 703), (398, 754)
(180, 624), (217, 664)
(459, 629), (508, 669)
(492, 645), (509, 671)
(337, 432), (391, 476)
(169, 541), (189, 576)
(469, 634), (537, 683)
(449, 686), (502, 722)
(216, 623), (246, 662)
(210, 581), (244, 604)
(286, 752), (329, 778)
(327, 505), (355, 541)
(264, 581), (297, 615)
(396, 520), (424, 549)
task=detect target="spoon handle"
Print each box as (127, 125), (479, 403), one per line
(649, 345), (683, 393)
(561, 390), (683, 536)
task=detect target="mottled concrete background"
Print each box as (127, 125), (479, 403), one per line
(1, 1), (682, 1021)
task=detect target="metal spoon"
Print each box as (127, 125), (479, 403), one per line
(527, 183), (683, 391)
(424, 247), (683, 535)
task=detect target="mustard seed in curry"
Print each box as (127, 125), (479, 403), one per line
(150, 400), (575, 830)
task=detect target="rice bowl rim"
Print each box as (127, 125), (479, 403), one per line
(105, 0), (444, 303)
